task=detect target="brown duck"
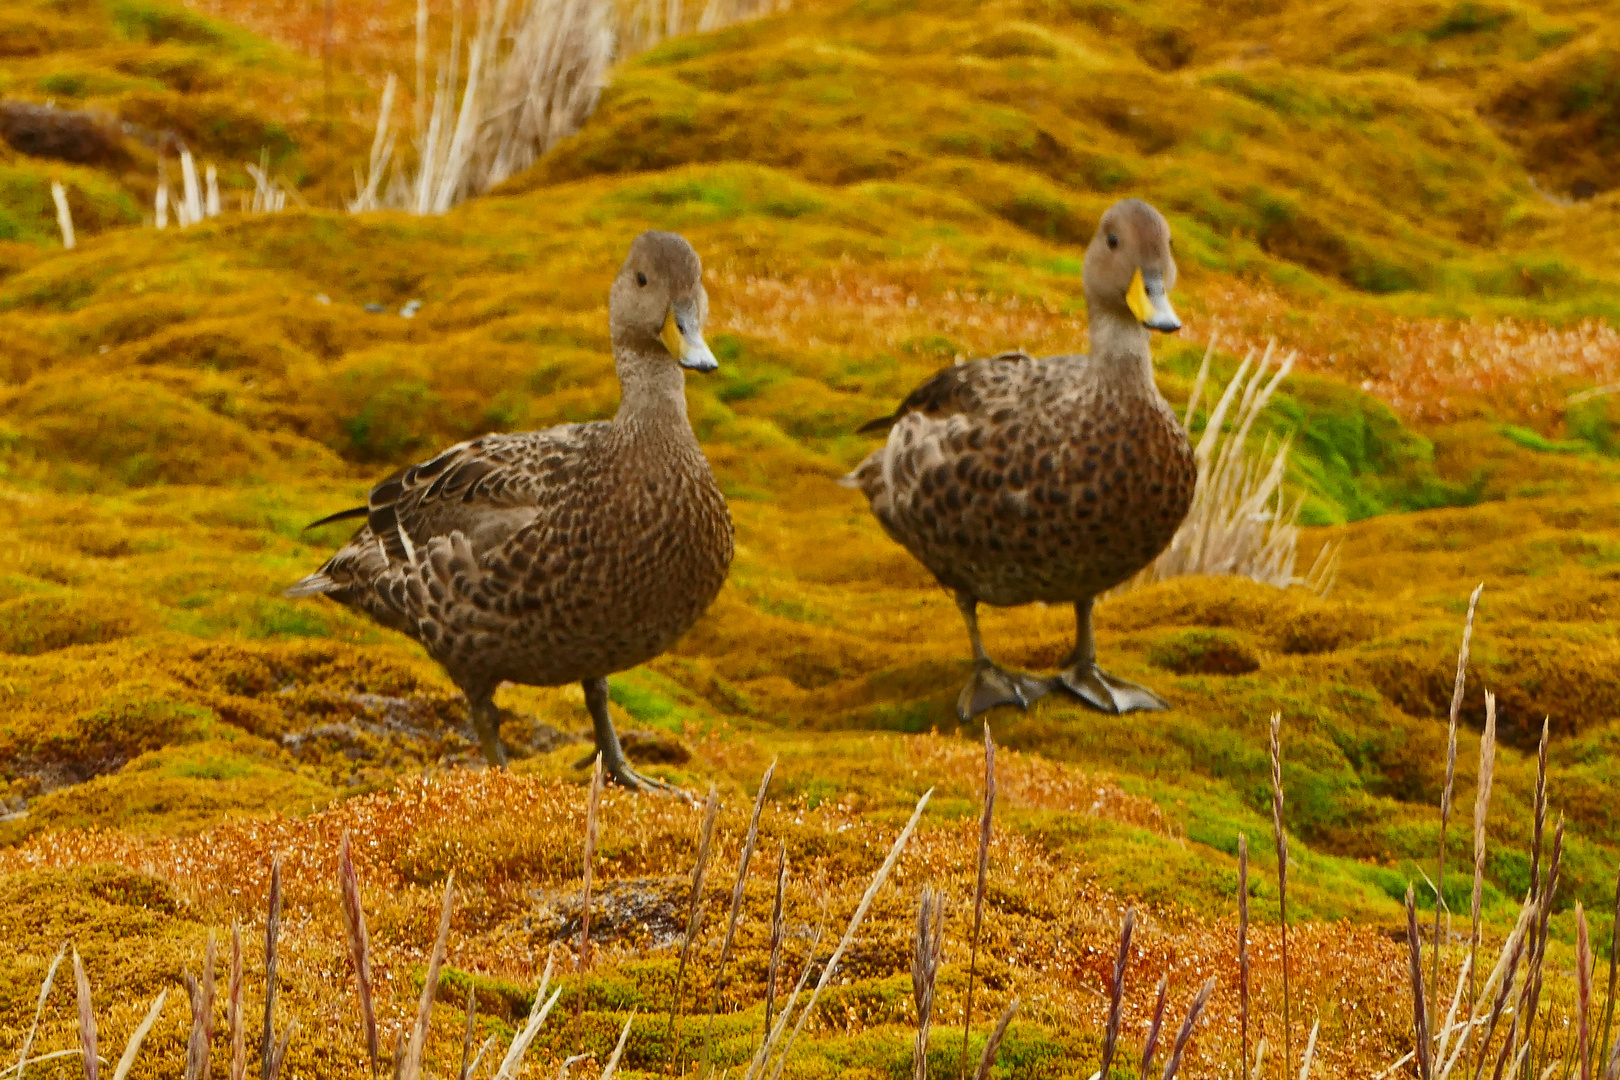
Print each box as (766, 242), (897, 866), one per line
(286, 231), (734, 790)
(843, 198), (1194, 721)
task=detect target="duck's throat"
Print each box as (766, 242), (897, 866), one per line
(1085, 309), (1157, 390)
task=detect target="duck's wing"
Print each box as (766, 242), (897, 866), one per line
(285, 425), (609, 600)
(854, 351), (1033, 435)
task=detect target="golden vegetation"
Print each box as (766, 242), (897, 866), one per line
(2, 0), (1620, 1075)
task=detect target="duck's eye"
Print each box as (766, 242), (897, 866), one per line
(1106, 234), (1118, 250)
(636, 272), (648, 287)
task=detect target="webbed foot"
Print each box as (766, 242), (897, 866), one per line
(1050, 663), (1168, 714)
(956, 660), (1049, 722)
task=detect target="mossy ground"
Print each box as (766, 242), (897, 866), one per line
(3, 0), (1620, 1077)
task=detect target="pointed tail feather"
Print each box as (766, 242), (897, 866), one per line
(284, 573), (336, 599)
(303, 506), (368, 531)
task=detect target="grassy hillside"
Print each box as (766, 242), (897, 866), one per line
(3, 0), (1620, 1076)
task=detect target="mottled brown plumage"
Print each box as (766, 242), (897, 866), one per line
(287, 231), (733, 789)
(844, 198), (1195, 719)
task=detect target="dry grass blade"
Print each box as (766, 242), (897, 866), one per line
(668, 782), (720, 1047)
(14, 941), (66, 1080)
(1298, 1019), (1320, 1080)
(1472, 691), (1498, 1017)
(492, 949), (561, 1080)
(581, 753), (604, 978)
(266, 1021), (296, 1080)
(744, 923), (825, 1080)
(1471, 900), (1537, 1080)
(1139, 972), (1169, 1080)
(1530, 719), (1549, 902)
(762, 789), (934, 1080)
(401, 873), (456, 1080)
(1521, 817), (1565, 1078)
(1270, 712), (1293, 1080)
(963, 722), (997, 1080)
(339, 832), (381, 1078)
(459, 986), (477, 1080)
(229, 921), (245, 1080)
(598, 1012), (636, 1080)
(911, 886), (948, 1080)
(1251, 1039), (1269, 1080)
(1239, 832), (1251, 1080)
(1436, 585), (1483, 1001)
(466, 1037), (497, 1080)
(715, 760), (777, 1001)
(1602, 860), (1620, 1080)
(970, 999), (1019, 1080)
(1579, 904), (1594, 1080)
(1408, 884), (1434, 1080)
(1160, 977), (1216, 1080)
(262, 854), (283, 1080)
(184, 933), (217, 1080)
(764, 839), (788, 1039)
(110, 989), (166, 1080)
(1434, 953), (1474, 1077)
(51, 181), (74, 250)
(1094, 909), (1136, 1080)
(73, 950), (98, 1080)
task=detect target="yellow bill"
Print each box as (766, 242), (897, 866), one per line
(1126, 268), (1152, 324)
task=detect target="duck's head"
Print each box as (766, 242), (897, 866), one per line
(610, 230), (718, 373)
(1083, 198), (1180, 334)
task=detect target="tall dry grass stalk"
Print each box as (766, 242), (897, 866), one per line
(580, 753), (605, 977)
(14, 942), (65, 1079)
(401, 874), (456, 1080)
(764, 839), (788, 1039)
(1140, 971), (1169, 1080)
(600, 1012), (636, 1080)
(338, 832), (380, 1078)
(1580, 905), (1595, 1080)
(1471, 691), (1498, 1017)
(1270, 712), (1293, 1080)
(1239, 832), (1250, 1080)
(911, 886), (948, 1080)
(491, 951), (562, 1080)
(72, 950), (97, 1080)
(1251, 1039), (1269, 1080)
(1161, 978), (1216, 1080)
(1436, 585), (1483, 1001)
(228, 922), (245, 1080)
(1298, 1019), (1320, 1080)
(1095, 909), (1136, 1080)
(962, 723), (997, 1080)
(668, 783), (720, 1046)
(50, 182), (74, 250)
(459, 987), (476, 1080)
(183, 933), (216, 1080)
(1408, 884), (1434, 1080)
(715, 761), (777, 1003)
(971, 999), (1019, 1080)
(748, 788), (934, 1080)
(1139, 338), (1335, 594)
(110, 989), (166, 1080)
(1602, 862), (1620, 1080)
(261, 854), (288, 1080)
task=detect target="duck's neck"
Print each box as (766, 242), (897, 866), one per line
(1085, 308), (1157, 393)
(612, 345), (696, 445)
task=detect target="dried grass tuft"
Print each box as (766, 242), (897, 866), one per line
(1270, 712), (1293, 1080)
(400, 873), (456, 1080)
(1407, 884), (1433, 1080)
(962, 722), (997, 1080)
(668, 782), (720, 1047)
(1161, 977), (1216, 1080)
(1138, 338), (1335, 594)
(1140, 971), (1169, 1080)
(764, 838), (788, 1039)
(72, 950), (97, 1080)
(1435, 585), (1483, 1002)
(971, 999), (1020, 1080)
(1095, 908), (1136, 1080)
(14, 942), (66, 1080)
(911, 886), (948, 1080)
(338, 832), (380, 1078)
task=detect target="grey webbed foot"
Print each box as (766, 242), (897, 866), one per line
(956, 660), (1048, 722)
(1050, 663), (1169, 714)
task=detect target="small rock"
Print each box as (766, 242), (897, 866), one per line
(400, 299), (422, 318)
(363, 302), (386, 313)
(314, 293), (331, 305)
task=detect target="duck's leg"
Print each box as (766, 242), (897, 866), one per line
(583, 677), (681, 795)
(955, 591), (1048, 722)
(468, 692), (508, 767)
(1051, 597), (1168, 713)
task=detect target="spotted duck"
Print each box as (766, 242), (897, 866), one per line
(843, 198), (1194, 720)
(287, 231), (734, 791)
